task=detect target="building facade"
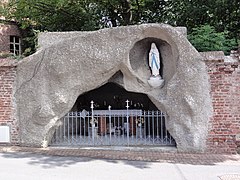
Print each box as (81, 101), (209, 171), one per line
(0, 0), (22, 56)
(0, 22), (22, 56)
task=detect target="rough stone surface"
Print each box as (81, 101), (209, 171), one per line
(15, 24), (212, 152)
(38, 31), (92, 49)
(38, 27), (187, 49)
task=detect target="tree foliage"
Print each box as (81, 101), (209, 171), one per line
(2, 0), (239, 55)
(5, 0), (101, 31)
(169, 0), (240, 41)
(188, 25), (238, 54)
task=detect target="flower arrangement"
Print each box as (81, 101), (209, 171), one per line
(90, 118), (98, 127)
(136, 117), (145, 127)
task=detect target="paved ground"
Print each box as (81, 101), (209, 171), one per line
(0, 146), (240, 180)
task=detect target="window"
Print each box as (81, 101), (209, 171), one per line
(10, 36), (21, 56)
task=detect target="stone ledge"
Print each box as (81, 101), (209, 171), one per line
(200, 51), (225, 61)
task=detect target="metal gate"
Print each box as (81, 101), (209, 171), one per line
(51, 101), (175, 146)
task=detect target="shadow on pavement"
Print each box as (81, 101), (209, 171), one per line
(0, 151), (153, 169)
(0, 146), (240, 169)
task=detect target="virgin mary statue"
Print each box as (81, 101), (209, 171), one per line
(149, 43), (160, 77)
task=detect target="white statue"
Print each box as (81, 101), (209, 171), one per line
(147, 43), (164, 88)
(149, 43), (160, 76)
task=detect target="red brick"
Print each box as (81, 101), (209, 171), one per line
(206, 61), (240, 154)
(0, 65), (18, 145)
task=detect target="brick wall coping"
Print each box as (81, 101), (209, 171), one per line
(205, 61), (240, 65)
(201, 51), (240, 63)
(200, 51), (225, 61)
(0, 58), (18, 67)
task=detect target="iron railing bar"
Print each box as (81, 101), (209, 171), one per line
(57, 120), (59, 143)
(95, 114), (99, 145)
(168, 115), (172, 145)
(135, 114), (137, 144)
(75, 112), (77, 142)
(126, 101), (129, 147)
(61, 121), (63, 143)
(67, 113), (70, 144)
(140, 115), (143, 139)
(59, 122), (61, 143)
(83, 116), (86, 141)
(144, 111), (146, 145)
(121, 113), (124, 145)
(87, 114), (90, 143)
(131, 115), (133, 140)
(80, 114), (82, 140)
(152, 110), (155, 144)
(63, 116), (66, 142)
(71, 113), (73, 143)
(91, 101), (95, 145)
(163, 113), (166, 144)
(118, 114), (120, 144)
(157, 111), (159, 138)
(104, 115), (107, 145)
(113, 114), (116, 137)
(109, 116), (111, 145)
(161, 112), (163, 141)
(148, 111), (150, 139)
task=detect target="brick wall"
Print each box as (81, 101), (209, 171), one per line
(0, 23), (21, 53)
(206, 61), (240, 154)
(0, 59), (18, 144)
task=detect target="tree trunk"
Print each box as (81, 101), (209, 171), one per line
(120, 0), (132, 25)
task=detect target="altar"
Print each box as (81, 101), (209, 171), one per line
(93, 109), (142, 136)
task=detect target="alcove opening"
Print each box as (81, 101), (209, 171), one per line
(129, 37), (176, 83)
(72, 82), (158, 111)
(51, 82), (176, 147)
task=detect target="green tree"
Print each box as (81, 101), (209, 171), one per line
(5, 0), (100, 31)
(188, 25), (238, 54)
(4, 0), (171, 29)
(95, 0), (172, 27)
(3, 0), (239, 55)
(4, 0), (102, 55)
(168, 0), (240, 41)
